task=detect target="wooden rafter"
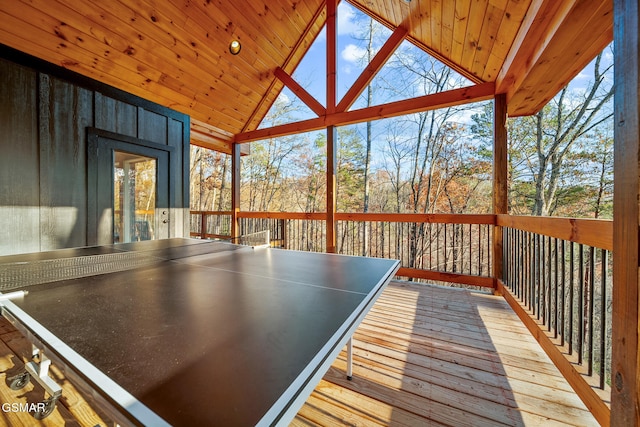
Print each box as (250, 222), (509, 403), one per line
(234, 82), (495, 143)
(274, 67), (326, 116)
(336, 25), (408, 112)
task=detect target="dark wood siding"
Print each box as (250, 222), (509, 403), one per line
(38, 74), (93, 250)
(95, 93), (138, 139)
(0, 59), (39, 254)
(0, 53), (190, 256)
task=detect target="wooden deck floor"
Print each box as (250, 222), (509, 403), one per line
(292, 281), (598, 427)
(0, 281), (598, 426)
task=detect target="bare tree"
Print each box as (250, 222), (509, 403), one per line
(530, 52), (613, 216)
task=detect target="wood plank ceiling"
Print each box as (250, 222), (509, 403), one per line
(0, 0), (612, 153)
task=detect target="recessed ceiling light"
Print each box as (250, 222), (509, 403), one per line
(229, 40), (241, 55)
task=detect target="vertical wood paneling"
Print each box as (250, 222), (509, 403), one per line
(94, 93), (138, 138)
(39, 74), (93, 250)
(0, 59), (39, 256)
(138, 107), (168, 145)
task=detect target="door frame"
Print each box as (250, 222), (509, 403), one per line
(87, 128), (175, 246)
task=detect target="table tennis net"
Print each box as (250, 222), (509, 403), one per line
(230, 230), (271, 247)
(0, 251), (164, 291)
(0, 241), (247, 292)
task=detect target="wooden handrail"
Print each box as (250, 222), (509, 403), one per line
(190, 210), (232, 216)
(336, 212), (495, 224)
(496, 214), (613, 250)
(190, 211), (613, 250)
(238, 211), (326, 220)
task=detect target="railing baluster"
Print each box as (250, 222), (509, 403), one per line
(588, 246), (595, 377)
(569, 241), (575, 356)
(578, 244), (584, 366)
(600, 248), (608, 389)
(547, 236), (552, 332)
(561, 240), (566, 346)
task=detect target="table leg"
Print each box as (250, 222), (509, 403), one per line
(346, 337), (353, 381)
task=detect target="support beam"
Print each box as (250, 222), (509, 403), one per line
(231, 143), (241, 240)
(325, 0), (338, 253)
(235, 82), (495, 143)
(326, 0), (337, 115)
(492, 93), (508, 291)
(326, 126), (337, 253)
(274, 67), (326, 117)
(336, 25), (408, 113)
(612, 0), (640, 425)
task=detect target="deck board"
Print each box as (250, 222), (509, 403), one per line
(295, 281), (599, 427)
(0, 281), (598, 426)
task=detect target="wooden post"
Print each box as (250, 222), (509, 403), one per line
(231, 142), (241, 241)
(612, 1), (640, 425)
(325, 0), (338, 253)
(326, 0), (337, 116)
(493, 93), (508, 292)
(280, 218), (287, 249)
(326, 125), (337, 253)
(200, 211), (207, 239)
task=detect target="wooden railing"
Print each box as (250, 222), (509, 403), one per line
(190, 211), (494, 288)
(497, 215), (613, 426)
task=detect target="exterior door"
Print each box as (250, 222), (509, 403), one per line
(88, 130), (171, 245)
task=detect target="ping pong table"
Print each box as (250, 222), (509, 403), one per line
(0, 238), (399, 426)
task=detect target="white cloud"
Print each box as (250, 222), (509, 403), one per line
(575, 71), (590, 80)
(337, 3), (358, 35)
(341, 44), (366, 63)
(316, 3), (359, 41)
(275, 91), (290, 105)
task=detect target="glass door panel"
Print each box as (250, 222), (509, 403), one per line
(113, 151), (157, 243)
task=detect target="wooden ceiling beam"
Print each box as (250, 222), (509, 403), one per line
(274, 67), (326, 116)
(190, 119), (250, 156)
(234, 82), (495, 143)
(496, 0), (576, 96)
(336, 25), (408, 113)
